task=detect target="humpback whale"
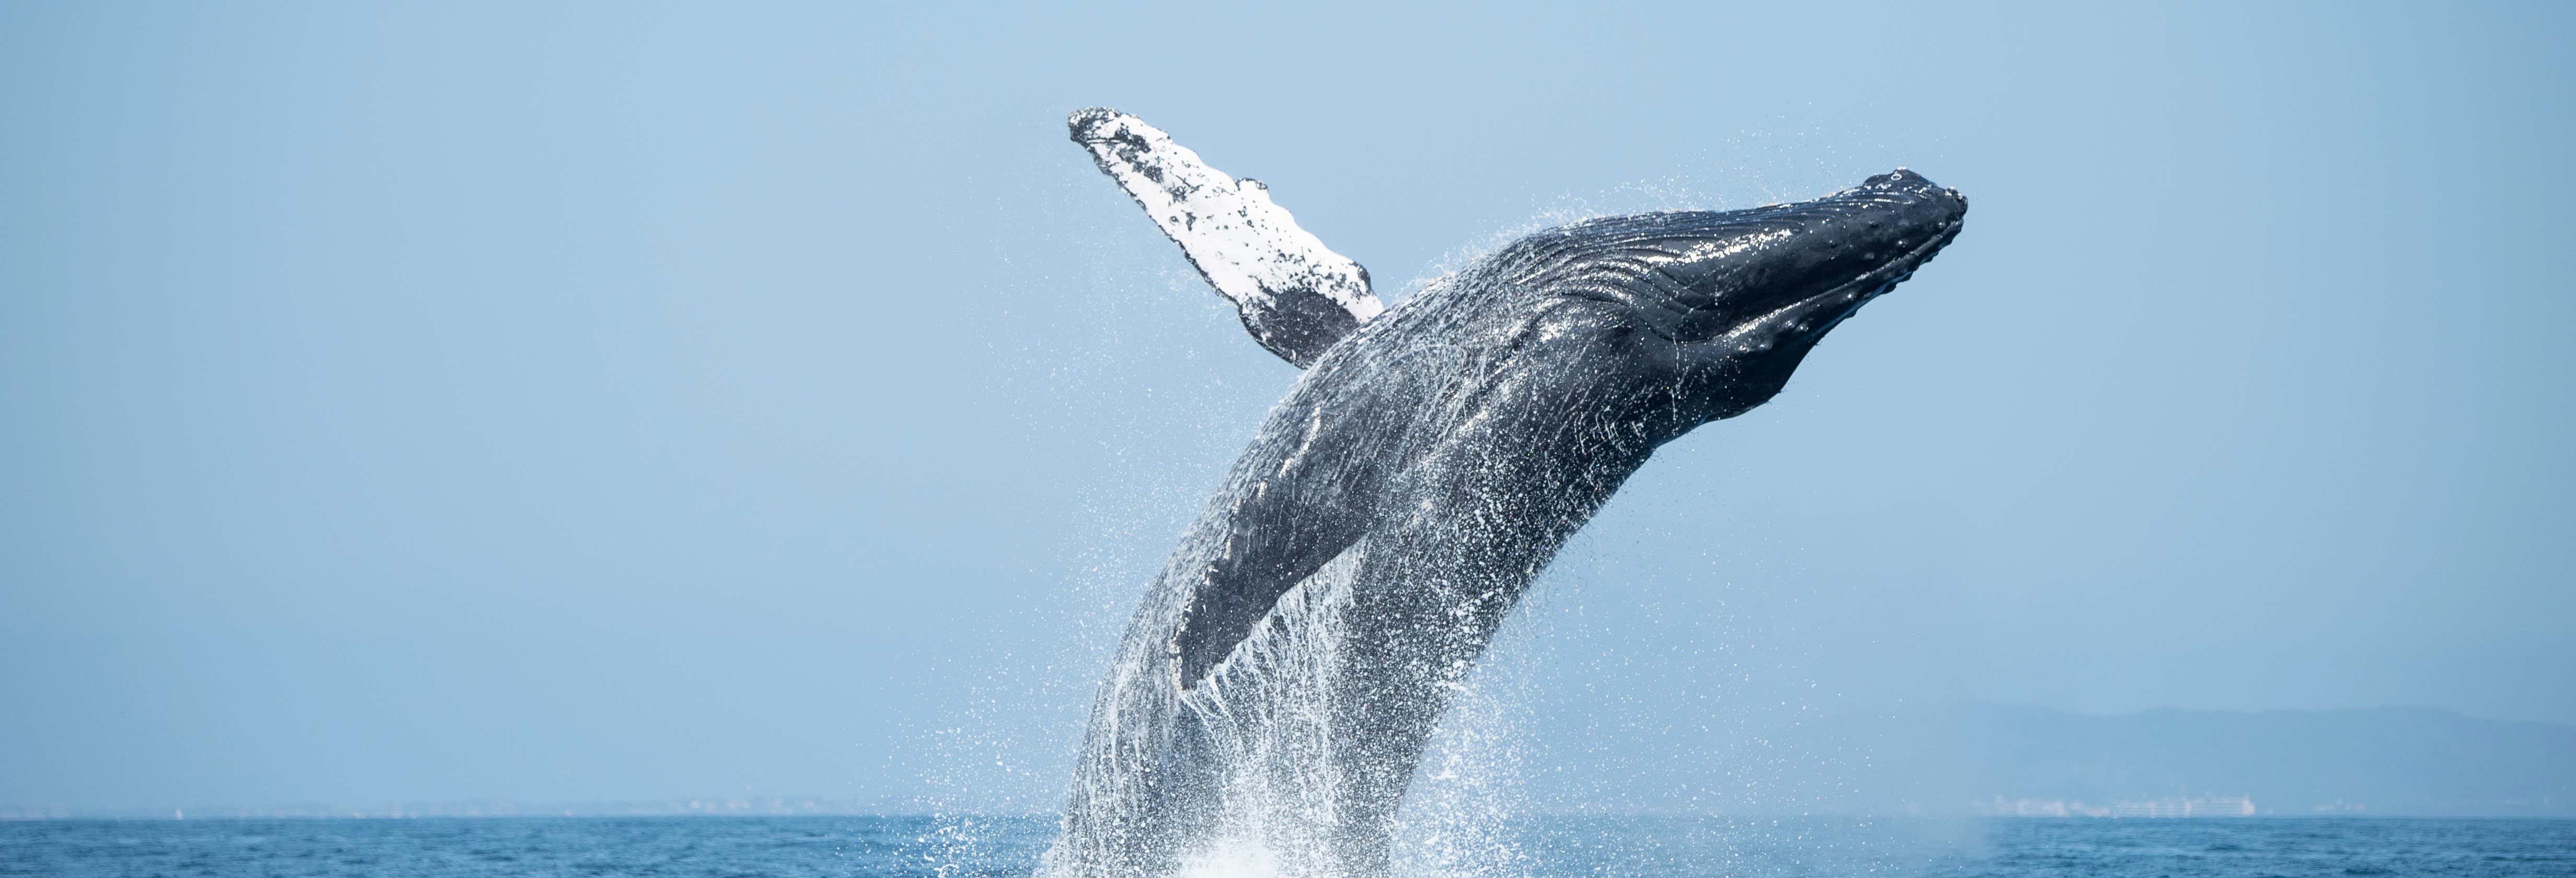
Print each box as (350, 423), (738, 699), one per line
(1045, 108), (1966, 878)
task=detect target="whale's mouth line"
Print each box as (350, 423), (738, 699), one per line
(1635, 211), (1962, 349)
(1788, 213), (1962, 319)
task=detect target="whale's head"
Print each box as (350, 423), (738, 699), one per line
(1498, 169), (1965, 431)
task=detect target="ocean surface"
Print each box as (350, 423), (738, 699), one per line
(4, 815), (2571, 877)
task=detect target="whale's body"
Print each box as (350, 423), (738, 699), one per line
(1043, 110), (1966, 878)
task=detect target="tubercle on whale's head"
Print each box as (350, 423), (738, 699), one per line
(1516, 169), (1966, 430)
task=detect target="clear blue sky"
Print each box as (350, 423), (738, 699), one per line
(3, 2), (2569, 812)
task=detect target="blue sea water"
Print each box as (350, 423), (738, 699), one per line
(3, 815), (2570, 877)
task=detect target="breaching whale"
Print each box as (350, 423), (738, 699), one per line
(1044, 108), (1967, 878)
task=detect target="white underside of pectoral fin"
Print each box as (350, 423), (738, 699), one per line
(1068, 108), (1383, 367)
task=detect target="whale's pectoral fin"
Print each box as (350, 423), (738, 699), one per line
(1069, 107), (1384, 368)
(1169, 403), (1392, 689)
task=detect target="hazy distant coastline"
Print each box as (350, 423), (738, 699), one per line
(1805, 703), (2575, 817)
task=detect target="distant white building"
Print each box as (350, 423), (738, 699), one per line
(2110, 796), (2256, 817)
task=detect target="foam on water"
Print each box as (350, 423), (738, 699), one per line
(1174, 838), (1286, 878)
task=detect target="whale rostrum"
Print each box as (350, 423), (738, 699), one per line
(1045, 107), (1968, 878)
